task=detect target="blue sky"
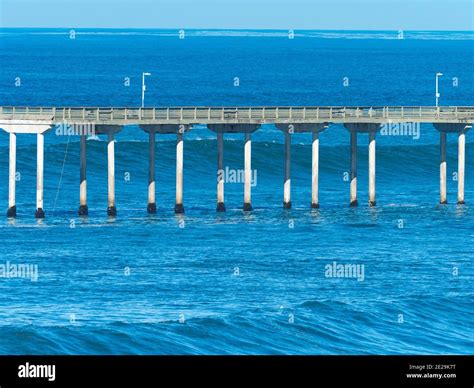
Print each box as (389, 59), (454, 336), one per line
(1, 0), (473, 30)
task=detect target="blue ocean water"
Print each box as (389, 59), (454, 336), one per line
(0, 29), (473, 354)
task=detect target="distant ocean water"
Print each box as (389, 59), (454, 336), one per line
(0, 29), (473, 355)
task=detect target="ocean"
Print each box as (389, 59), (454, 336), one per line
(0, 29), (472, 354)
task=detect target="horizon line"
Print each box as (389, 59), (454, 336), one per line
(1, 27), (473, 32)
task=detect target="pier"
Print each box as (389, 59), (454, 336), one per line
(0, 106), (473, 217)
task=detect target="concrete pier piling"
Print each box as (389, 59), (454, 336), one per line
(216, 132), (225, 212)
(275, 125), (292, 209)
(310, 124), (328, 208)
(283, 132), (292, 209)
(106, 130), (117, 216)
(368, 131), (376, 207)
(175, 132), (185, 214)
(78, 134), (88, 216)
(7, 132), (16, 217)
(439, 132), (447, 204)
(0, 106), (472, 215)
(243, 133), (252, 211)
(311, 131), (320, 209)
(95, 125), (122, 217)
(458, 130), (466, 205)
(350, 131), (358, 207)
(35, 133), (45, 218)
(147, 130), (157, 214)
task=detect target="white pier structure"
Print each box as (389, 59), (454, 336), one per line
(0, 106), (472, 217)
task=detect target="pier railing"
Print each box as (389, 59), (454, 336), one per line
(1, 106), (474, 123)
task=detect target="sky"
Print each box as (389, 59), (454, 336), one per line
(0, 0), (473, 30)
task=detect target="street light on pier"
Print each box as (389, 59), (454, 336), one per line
(142, 72), (151, 108)
(435, 72), (443, 108)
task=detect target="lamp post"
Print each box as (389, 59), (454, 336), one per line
(435, 72), (443, 108)
(141, 72), (151, 108)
